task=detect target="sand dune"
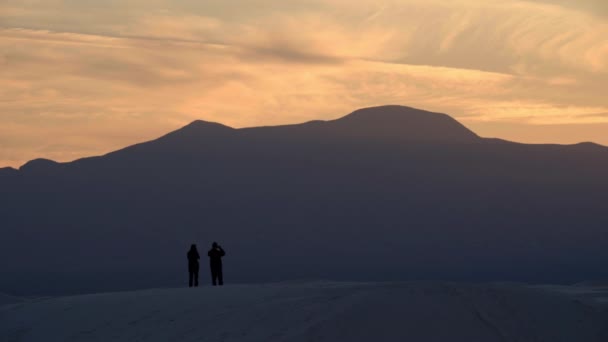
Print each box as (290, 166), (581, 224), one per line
(1, 282), (607, 342)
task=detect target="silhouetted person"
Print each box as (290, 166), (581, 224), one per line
(187, 244), (200, 287)
(208, 242), (225, 286)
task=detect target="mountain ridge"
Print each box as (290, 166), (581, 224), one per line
(6, 105), (608, 169)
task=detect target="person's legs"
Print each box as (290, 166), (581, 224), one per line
(189, 271), (194, 287)
(211, 267), (217, 286)
(194, 268), (199, 287)
(218, 266), (223, 286)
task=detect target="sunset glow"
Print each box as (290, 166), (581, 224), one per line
(2, 0), (608, 167)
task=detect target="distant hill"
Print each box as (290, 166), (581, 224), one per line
(0, 167), (18, 177)
(1, 105), (607, 295)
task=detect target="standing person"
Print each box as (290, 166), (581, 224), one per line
(187, 244), (200, 287)
(208, 242), (225, 286)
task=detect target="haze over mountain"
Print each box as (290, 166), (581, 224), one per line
(1, 105), (607, 295)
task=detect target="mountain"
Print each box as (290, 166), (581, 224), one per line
(1, 105), (608, 295)
(2, 282), (607, 342)
(0, 167), (18, 177)
(238, 105), (480, 142)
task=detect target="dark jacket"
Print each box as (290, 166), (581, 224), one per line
(208, 247), (225, 266)
(187, 249), (200, 266)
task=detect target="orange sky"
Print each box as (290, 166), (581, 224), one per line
(1, 0), (607, 167)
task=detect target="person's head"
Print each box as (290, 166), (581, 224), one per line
(191, 244), (197, 250)
(212, 242), (218, 248)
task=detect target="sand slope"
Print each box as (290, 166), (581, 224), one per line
(1, 282), (607, 342)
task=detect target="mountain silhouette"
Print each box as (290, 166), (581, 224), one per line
(0, 167), (18, 176)
(19, 158), (63, 174)
(1, 105), (607, 295)
(317, 105), (479, 142)
(234, 105), (480, 143)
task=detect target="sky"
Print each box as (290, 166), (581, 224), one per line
(1, 0), (608, 167)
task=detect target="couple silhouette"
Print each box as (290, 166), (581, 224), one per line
(187, 242), (225, 287)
